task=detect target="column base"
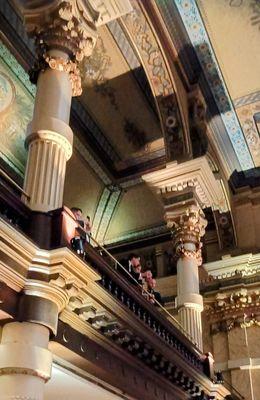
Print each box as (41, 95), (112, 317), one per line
(178, 305), (203, 351)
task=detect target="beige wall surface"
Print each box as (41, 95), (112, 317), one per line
(197, 0), (260, 100)
(105, 183), (164, 242)
(64, 152), (104, 223)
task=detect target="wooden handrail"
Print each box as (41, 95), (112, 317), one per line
(0, 167), (30, 199)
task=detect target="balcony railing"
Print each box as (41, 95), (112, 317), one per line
(0, 171), (222, 398)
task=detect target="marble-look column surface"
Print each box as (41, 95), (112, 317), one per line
(23, 50), (74, 212)
(18, 0), (132, 212)
(168, 205), (207, 350)
(19, 1), (98, 212)
(0, 322), (52, 400)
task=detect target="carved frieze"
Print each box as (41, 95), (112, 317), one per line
(205, 286), (260, 331)
(143, 156), (229, 213)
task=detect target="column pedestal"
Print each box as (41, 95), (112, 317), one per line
(0, 322), (52, 400)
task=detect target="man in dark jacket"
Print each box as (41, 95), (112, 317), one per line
(118, 253), (142, 285)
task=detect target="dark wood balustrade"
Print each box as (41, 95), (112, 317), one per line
(0, 179), (226, 399)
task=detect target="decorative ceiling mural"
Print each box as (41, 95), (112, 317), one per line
(80, 24), (162, 160)
(174, 0), (255, 171)
(121, 0), (192, 162)
(0, 40), (34, 177)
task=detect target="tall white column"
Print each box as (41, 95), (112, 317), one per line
(0, 322), (52, 400)
(170, 205), (207, 351)
(23, 51), (74, 212)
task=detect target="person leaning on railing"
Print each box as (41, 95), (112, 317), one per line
(146, 278), (164, 307)
(119, 253), (141, 283)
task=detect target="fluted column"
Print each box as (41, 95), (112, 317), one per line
(0, 322), (52, 400)
(23, 51), (73, 212)
(19, 1), (98, 212)
(168, 205), (207, 351)
(17, 0), (132, 212)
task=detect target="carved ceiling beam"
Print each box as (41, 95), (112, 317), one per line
(143, 155), (229, 214)
(121, 0), (192, 162)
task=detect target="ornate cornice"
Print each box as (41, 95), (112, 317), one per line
(174, 0), (254, 171)
(143, 156), (228, 212)
(203, 253), (260, 277)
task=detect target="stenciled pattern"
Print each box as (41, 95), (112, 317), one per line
(0, 41), (34, 176)
(122, 1), (190, 161)
(92, 187), (111, 238)
(174, 0), (254, 170)
(104, 224), (168, 245)
(0, 41), (35, 97)
(95, 188), (122, 243)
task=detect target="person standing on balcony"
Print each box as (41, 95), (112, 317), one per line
(85, 215), (92, 243)
(70, 207), (87, 256)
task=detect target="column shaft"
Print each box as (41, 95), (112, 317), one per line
(172, 206), (206, 351)
(0, 322), (52, 400)
(23, 52), (73, 212)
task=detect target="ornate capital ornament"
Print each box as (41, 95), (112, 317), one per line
(169, 205), (207, 265)
(15, 0), (132, 96)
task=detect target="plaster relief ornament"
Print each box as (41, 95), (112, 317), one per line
(171, 206), (207, 266)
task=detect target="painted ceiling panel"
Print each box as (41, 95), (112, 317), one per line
(105, 183), (164, 243)
(80, 25), (161, 159)
(197, 0), (260, 167)
(197, 0), (260, 100)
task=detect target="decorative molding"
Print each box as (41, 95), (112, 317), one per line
(92, 187), (111, 237)
(121, 0), (192, 162)
(107, 19), (158, 116)
(104, 224), (168, 245)
(234, 90), (260, 108)
(203, 252), (260, 277)
(95, 188), (122, 243)
(213, 210), (236, 251)
(236, 101), (260, 166)
(143, 156), (228, 212)
(175, 0), (254, 171)
(0, 40), (35, 97)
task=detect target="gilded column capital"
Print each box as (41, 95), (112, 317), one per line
(167, 205), (207, 265)
(17, 1), (98, 59)
(15, 0), (133, 96)
(16, 0), (98, 96)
